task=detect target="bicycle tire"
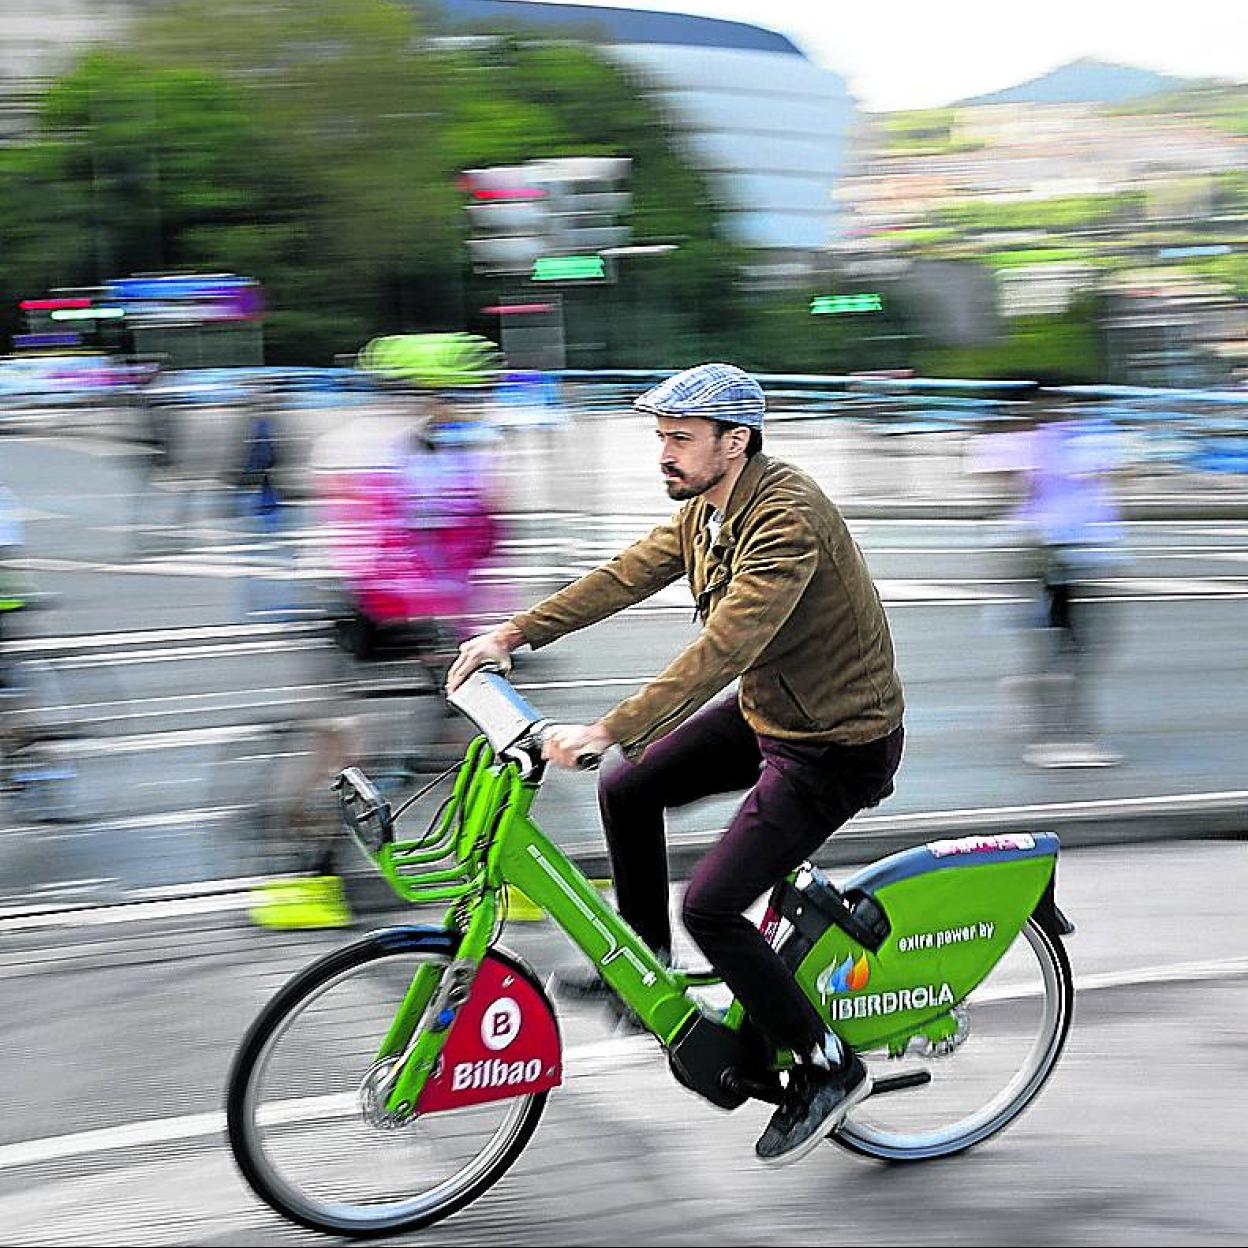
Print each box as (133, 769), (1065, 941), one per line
(227, 930), (547, 1238)
(830, 916), (1073, 1162)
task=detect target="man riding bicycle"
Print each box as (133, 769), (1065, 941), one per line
(448, 362), (904, 1166)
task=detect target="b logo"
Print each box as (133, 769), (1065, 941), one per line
(481, 997), (522, 1051)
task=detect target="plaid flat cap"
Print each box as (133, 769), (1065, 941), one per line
(633, 363), (765, 430)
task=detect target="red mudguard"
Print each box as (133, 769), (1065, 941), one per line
(416, 950), (562, 1114)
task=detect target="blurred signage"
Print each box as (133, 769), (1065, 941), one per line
(1157, 245), (1231, 259)
(49, 307), (125, 321)
(531, 256), (606, 282)
(105, 274), (262, 324)
(463, 158), (631, 275)
(19, 298), (91, 312)
(13, 332), (82, 348)
(482, 303), (558, 315)
(810, 293), (883, 315)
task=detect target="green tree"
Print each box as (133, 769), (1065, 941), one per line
(0, 52), (323, 353)
(916, 295), (1105, 384)
(2, 1), (745, 365)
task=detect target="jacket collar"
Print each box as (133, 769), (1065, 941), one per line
(699, 452), (768, 532)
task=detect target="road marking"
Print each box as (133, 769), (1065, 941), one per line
(1, 954), (1245, 1173)
(6, 620), (323, 657)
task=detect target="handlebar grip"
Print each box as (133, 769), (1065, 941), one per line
(574, 752), (601, 772)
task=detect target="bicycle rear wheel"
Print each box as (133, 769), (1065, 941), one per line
(831, 916), (1073, 1161)
(227, 932), (546, 1238)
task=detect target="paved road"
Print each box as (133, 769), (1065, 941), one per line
(2, 424), (1248, 905)
(0, 839), (1244, 1245)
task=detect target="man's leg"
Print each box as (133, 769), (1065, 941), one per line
(597, 692), (761, 956)
(680, 726), (903, 1163)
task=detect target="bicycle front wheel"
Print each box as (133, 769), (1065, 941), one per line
(227, 933), (546, 1238)
(832, 915), (1073, 1162)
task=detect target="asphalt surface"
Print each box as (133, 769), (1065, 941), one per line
(1, 404), (1246, 1245)
(0, 839), (1245, 1246)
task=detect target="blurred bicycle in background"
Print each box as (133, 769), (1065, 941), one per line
(240, 334), (509, 930)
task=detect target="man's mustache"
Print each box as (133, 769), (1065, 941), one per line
(661, 466), (684, 478)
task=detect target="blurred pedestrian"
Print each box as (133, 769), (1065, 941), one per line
(0, 484), (28, 642)
(127, 362), (175, 550)
(976, 401), (1125, 768)
(234, 394), (284, 537)
(329, 334), (505, 664)
(232, 391), (293, 620)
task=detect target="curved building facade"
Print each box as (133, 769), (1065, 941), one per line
(437, 0), (858, 250)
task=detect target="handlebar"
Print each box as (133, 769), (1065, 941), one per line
(444, 668), (602, 773)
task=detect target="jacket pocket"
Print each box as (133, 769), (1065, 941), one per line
(776, 671), (818, 730)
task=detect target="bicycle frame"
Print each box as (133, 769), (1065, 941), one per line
(339, 672), (1066, 1121)
(346, 736), (712, 1117)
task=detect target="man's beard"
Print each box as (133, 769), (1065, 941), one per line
(664, 464), (725, 501)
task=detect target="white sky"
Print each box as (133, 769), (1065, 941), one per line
(542, 0), (1248, 111)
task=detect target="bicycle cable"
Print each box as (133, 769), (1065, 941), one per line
(389, 760), (461, 822)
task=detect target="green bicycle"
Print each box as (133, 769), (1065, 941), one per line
(226, 670), (1075, 1238)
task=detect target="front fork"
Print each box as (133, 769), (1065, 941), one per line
(374, 896), (497, 1120)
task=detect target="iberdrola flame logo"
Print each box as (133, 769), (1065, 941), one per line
(817, 951), (870, 997)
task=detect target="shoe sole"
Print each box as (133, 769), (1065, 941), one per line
(756, 1070), (874, 1169)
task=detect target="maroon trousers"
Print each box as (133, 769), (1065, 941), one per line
(598, 692), (903, 1054)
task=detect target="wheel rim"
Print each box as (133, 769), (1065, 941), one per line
(236, 949), (538, 1232)
(836, 919), (1071, 1160)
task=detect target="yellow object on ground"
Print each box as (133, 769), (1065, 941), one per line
(249, 876), (353, 931)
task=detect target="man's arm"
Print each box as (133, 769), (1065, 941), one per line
(601, 505), (817, 757)
(446, 516), (685, 691)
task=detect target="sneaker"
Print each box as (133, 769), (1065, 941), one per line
(549, 966), (617, 1003)
(754, 1054), (872, 1167)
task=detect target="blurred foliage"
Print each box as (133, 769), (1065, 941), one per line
(935, 193), (1146, 233)
(916, 295), (1104, 384)
(1212, 170), (1248, 213)
(874, 108), (982, 156)
(1110, 81), (1248, 138)
(434, 36), (746, 366)
(0, 51), (340, 359)
(726, 287), (914, 375)
(0, 0), (740, 365)
(981, 248), (1097, 269)
(1184, 252), (1248, 298)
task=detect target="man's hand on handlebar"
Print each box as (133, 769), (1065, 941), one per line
(446, 624), (526, 692)
(542, 722), (615, 771)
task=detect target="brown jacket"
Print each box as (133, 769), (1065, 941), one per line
(511, 453), (903, 758)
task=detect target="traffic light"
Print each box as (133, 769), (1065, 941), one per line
(536, 156), (631, 257)
(461, 166), (553, 275)
(461, 157), (632, 276)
